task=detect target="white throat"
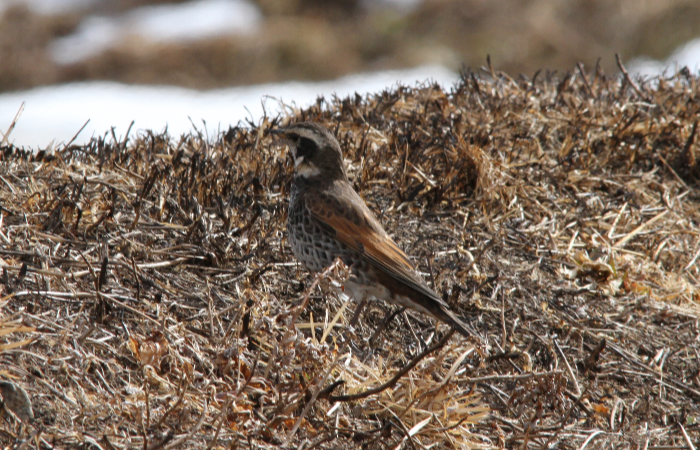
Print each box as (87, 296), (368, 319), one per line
(296, 163), (321, 178)
(293, 151), (320, 177)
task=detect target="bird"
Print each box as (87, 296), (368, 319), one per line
(272, 121), (474, 339)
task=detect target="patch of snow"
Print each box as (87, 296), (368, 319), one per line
(50, 15), (121, 64)
(0, 0), (96, 15)
(0, 65), (458, 149)
(363, 0), (423, 13)
(628, 37), (700, 78)
(49, 0), (262, 65)
(130, 0), (261, 43)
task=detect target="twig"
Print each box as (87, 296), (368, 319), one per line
(613, 210), (669, 248)
(554, 339), (581, 396)
(304, 434), (335, 450)
(99, 292), (161, 326)
(235, 354), (259, 397)
(205, 397), (232, 450)
(63, 119), (90, 150)
(16, 429), (42, 450)
(583, 338), (606, 371)
(141, 381), (150, 450)
(329, 330), (455, 402)
(656, 150), (689, 189)
(607, 202), (627, 239)
(520, 401), (542, 450)
(283, 345), (348, 446)
(682, 120), (698, 167)
(122, 120), (135, 150)
(610, 397), (621, 431)
(79, 250), (100, 293)
(679, 423), (696, 450)
(539, 384), (590, 450)
(577, 62), (594, 98)
(395, 346), (476, 422)
(320, 295), (351, 344)
(291, 258), (346, 324)
(608, 343), (700, 399)
(368, 307), (405, 347)
(465, 370), (563, 384)
(155, 378), (188, 428)
(1, 101), (24, 146)
(615, 53), (645, 99)
(579, 430), (604, 450)
(132, 256), (141, 302)
(501, 296), (507, 348)
(463, 239), (495, 275)
(147, 432), (174, 450)
(163, 400), (208, 449)
(685, 244), (700, 272)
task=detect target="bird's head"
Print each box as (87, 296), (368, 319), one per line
(272, 122), (347, 181)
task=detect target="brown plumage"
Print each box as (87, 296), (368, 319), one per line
(273, 122), (473, 338)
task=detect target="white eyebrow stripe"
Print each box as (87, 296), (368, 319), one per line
(292, 128), (319, 141)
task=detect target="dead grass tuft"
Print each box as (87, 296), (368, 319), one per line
(1, 66), (700, 449)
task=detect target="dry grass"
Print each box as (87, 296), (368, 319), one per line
(1, 65), (700, 449)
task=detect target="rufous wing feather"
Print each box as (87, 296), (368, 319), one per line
(305, 181), (475, 338)
(306, 182), (432, 298)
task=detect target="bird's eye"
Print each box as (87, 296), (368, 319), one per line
(296, 137), (317, 159)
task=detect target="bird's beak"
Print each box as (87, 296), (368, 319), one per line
(269, 128), (287, 137)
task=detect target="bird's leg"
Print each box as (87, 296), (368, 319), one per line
(348, 298), (368, 327)
(368, 307), (405, 347)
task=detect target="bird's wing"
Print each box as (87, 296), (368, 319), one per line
(306, 181), (479, 340)
(306, 182), (443, 303)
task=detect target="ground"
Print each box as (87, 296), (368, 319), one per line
(1, 67), (700, 449)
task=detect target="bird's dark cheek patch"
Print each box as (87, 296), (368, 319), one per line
(296, 137), (318, 159)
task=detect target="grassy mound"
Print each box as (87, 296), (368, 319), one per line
(1, 66), (699, 449)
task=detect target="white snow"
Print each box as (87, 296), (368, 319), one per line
(0, 65), (458, 149)
(0, 0), (95, 15)
(628, 37), (700, 78)
(49, 0), (262, 64)
(50, 15), (121, 64)
(129, 0), (261, 42)
(364, 0), (423, 13)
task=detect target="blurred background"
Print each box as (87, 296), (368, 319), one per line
(1, 0), (700, 147)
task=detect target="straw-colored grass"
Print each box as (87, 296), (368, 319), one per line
(1, 65), (699, 449)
